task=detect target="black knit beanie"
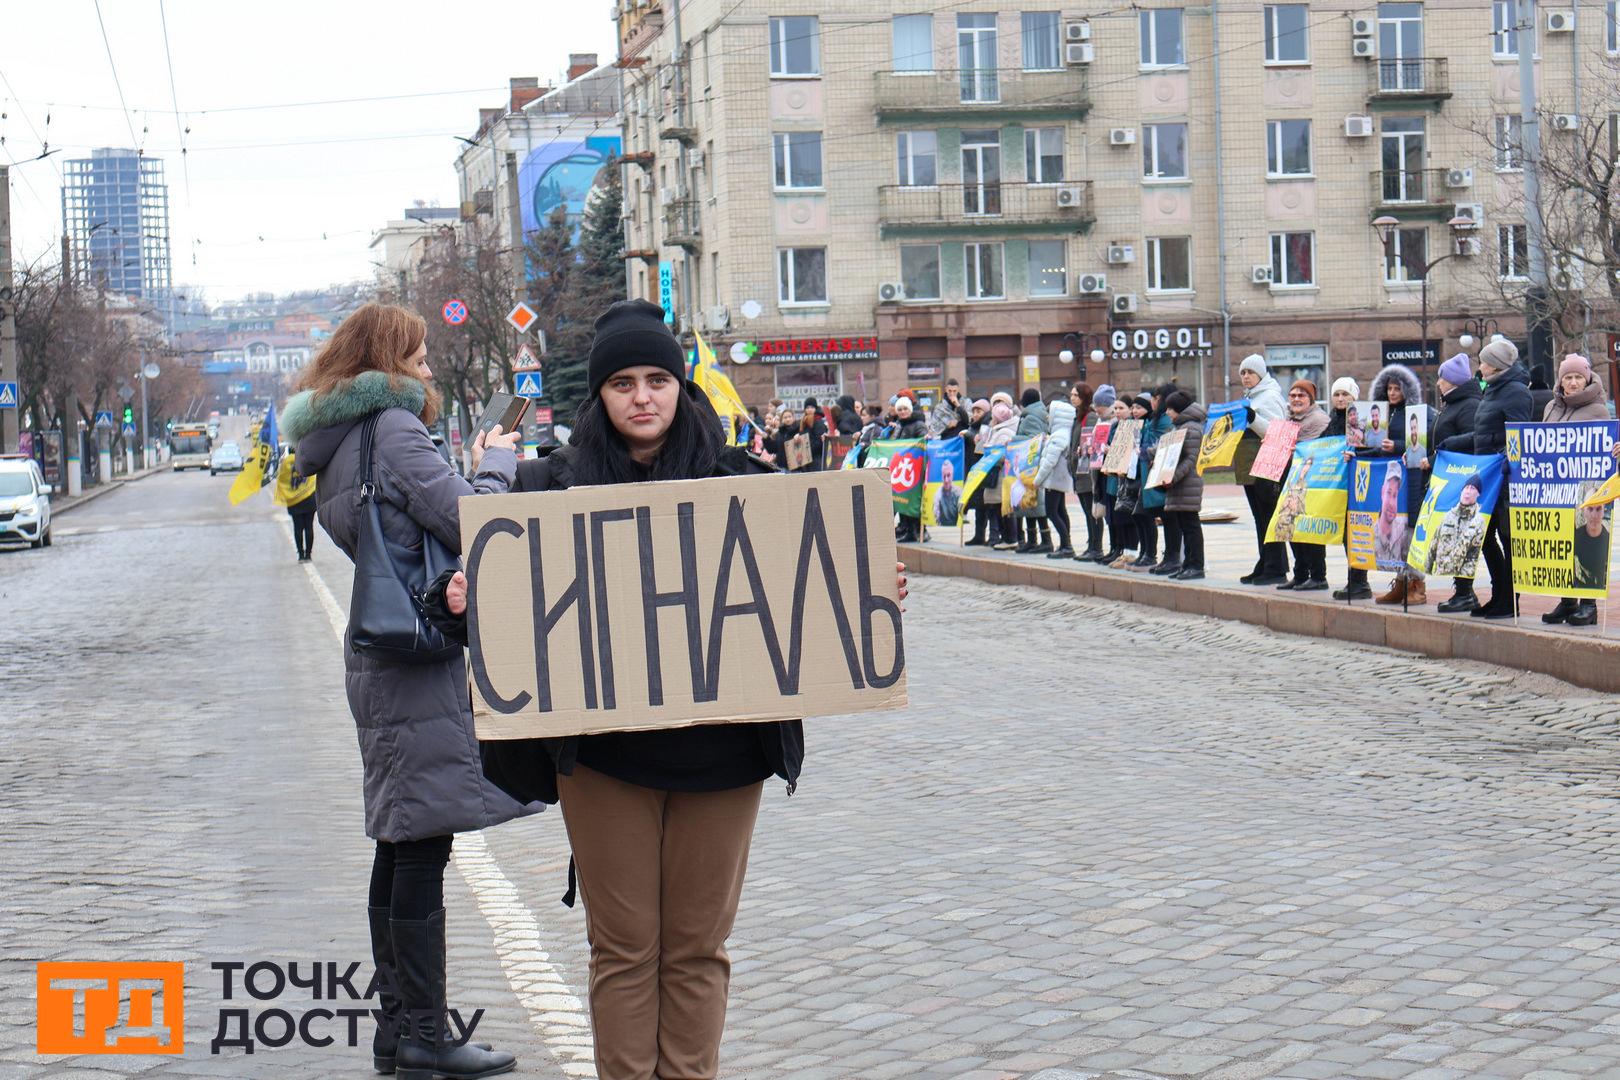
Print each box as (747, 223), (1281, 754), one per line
(1020, 387), (1041, 406)
(1164, 389), (1194, 414)
(588, 299), (687, 397)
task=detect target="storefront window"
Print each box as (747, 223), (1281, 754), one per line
(1265, 344), (1328, 399)
(774, 362), (842, 406)
(965, 358), (1017, 400)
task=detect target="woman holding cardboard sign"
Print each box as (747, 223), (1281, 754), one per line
(458, 300), (907, 1080)
(283, 303), (529, 1080)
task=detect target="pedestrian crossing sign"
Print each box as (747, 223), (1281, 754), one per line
(95, 411), (115, 428)
(0, 381), (16, 409)
(122, 422), (137, 437)
(514, 371), (544, 399)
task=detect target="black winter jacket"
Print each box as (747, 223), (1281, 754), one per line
(1433, 379), (1483, 457)
(1463, 364), (1533, 456)
(476, 444), (805, 809)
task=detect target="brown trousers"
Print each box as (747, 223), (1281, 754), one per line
(558, 765), (763, 1080)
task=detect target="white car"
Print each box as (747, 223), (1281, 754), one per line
(0, 457), (53, 548)
(210, 442), (245, 476)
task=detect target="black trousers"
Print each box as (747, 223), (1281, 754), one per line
(1243, 481), (1289, 576)
(1077, 492), (1104, 552)
(1044, 489), (1071, 549)
(1481, 489), (1514, 605)
(1131, 510), (1159, 560)
(1104, 491), (1137, 552)
(290, 508), (316, 557)
(369, 835), (453, 920)
(1290, 543), (1327, 581)
(1165, 510), (1204, 568)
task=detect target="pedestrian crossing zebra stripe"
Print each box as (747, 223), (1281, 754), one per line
(287, 518), (597, 1074)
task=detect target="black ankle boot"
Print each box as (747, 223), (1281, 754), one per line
(1567, 600), (1599, 626)
(391, 911), (516, 1080)
(1437, 586), (1479, 613)
(1541, 598), (1578, 624)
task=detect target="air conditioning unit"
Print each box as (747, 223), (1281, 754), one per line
(1055, 185), (1087, 208)
(878, 282), (904, 303)
(660, 187), (675, 204)
(1065, 42), (1094, 65)
(1251, 264), (1274, 285)
(1453, 202), (1485, 227)
(1077, 272), (1108, 295)
(1352, 37), (1376, 58)
(1445, 167), (1474, 189)
(1553, 113), (1580, 132)
(1455, 237), (1483, 257)
(1351, 15), (1375, 36)
(691, 149), (706, 169)
(1065, 22), (1091, 42)
(1109, 127), (1137, 146)
(1112, 293), (1139, 314)
(708, 305), (729, 329)
(1344, 115), (1374, 137)
(1106, 244), (1135, 265)
(1546, 9), (1575, 32)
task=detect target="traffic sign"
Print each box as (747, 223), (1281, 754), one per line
(95, 411), (114, 429)
(0, 382), (15, 409)
(506, 301), (538, 334)
(513, 341), (540, 369)
(442, 299), (469, 326)
(514, 371), (544, 399)
(122, 422), (137, 438)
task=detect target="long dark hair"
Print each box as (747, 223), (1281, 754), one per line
(569, 382), (724, 485)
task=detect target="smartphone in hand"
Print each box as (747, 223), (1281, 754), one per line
(475, 391), (530, 443)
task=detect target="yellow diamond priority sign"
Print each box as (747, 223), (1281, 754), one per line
(506, 302), (539, 334)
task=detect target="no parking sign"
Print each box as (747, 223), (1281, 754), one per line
(442, 299), (468, 326)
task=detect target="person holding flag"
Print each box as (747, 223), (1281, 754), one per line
(691, 330), (751, 446)
(228, 403), (280, 506)
(273, 446), (318, 561)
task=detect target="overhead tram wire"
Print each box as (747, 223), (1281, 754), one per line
(0, 65), (63, 184)
(93, 0), (144, 154)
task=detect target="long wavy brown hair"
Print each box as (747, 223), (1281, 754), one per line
(296, 303), (439, 426)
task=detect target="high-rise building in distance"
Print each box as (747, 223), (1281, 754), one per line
(61, 148), (172, 302)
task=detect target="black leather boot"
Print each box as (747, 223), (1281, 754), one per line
(368, 907), (404, 1074)
(391, 911), (516, 1080)
(1567, 600), (1599, 626)
(1541, 598), (1578, 624)
(1437, 585), (1479, 613)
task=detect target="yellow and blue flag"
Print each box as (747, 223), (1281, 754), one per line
(692, 331), (751, 446)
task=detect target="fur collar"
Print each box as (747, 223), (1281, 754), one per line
(279, 371), (427, 444)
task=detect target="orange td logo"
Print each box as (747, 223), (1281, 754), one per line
(36, 962), (185, 1055)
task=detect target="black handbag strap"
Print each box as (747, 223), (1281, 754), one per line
(356, 413), (381, 501)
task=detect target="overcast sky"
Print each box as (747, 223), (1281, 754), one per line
(1, 0), (616, 302)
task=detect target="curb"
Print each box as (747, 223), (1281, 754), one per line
(54, 466), (163, 516)
(906, 546), (1620, 696)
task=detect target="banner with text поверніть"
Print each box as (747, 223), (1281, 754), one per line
(460, 470), (907, 740)
(1505, 420), (1618, 599)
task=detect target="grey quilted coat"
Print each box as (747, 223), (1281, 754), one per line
(281, 372), (540, 842)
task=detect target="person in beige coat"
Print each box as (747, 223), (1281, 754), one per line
(1541, 354), (1611, 626)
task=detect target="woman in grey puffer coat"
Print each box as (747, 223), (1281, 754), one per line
(281, 303), (532, 1080)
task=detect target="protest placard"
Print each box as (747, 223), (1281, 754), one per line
(1101, 419), (1142, 476)
(1505, 421), (1618, 598)
(1195, 402), (1248, 474)
(1145, 429), (1187, 489)
(1265, 436), (1350, 545)
(1346, 458), (1410, 571)
(1249, 419), (1301, 483)
(1403, 406), (1428, 470)
(1406, 452), (1506, 577)
(460, 470), (907, 740)
(1002, 435), (1046, 513)
(1353, 403), (1389, 450)
(1087, 421), (1111, 470)
(960, 444), (1006, 508)
(864, 439), (925, 515)
(783, 433), (812, 471)
(923, 437), (967, 526)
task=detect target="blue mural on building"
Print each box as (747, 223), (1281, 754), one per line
(519, 133), (622, 241)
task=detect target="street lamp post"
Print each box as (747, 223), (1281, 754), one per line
(1058, 332), (1108, 386)
(1371, 215), (1477, 400)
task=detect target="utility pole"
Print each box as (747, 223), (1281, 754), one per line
(1518, 0), (1554, 378)
(670, 0), (693, 337)
(0, 165), (17, 455)
(504, 150), (525, 302)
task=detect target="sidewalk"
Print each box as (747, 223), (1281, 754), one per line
(51, 464), (165, 515)
(906, 484), (1620, 694)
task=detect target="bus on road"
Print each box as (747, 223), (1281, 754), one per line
(170, 423), (213, 471)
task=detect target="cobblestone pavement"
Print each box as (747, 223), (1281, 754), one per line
(5, 471), (1620, 1079)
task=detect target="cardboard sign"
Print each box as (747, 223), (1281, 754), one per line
(1250, 419), (1301, 483)
(1100, 419), (1143, 476)
(460, 470), (907, 740)
(1144, 429), (1187, 489)
(784, 433), (812, 471)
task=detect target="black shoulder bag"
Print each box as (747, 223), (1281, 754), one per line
(348, 413), (464, 664)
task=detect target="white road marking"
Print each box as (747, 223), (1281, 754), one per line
(285, 519), (598, 1077)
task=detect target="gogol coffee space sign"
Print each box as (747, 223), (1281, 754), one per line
(1109, 325), (1216, 362)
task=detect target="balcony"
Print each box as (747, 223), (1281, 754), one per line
(878, 181), (1093, 239)
(1369, 169), (1463, 218)
(874, 67), (1090, 124)
(1367, 58), (1451, 106)
(662, 199), (702, 249)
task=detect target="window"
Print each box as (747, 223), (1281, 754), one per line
(1499, 224), (1529, 279)
(1146, 237), (1192, 291)
(1140, 9), (1186, 67)
(901, 244), (941, 300)
(1264, 5), (1310, 63)
(1494, 114), (1523, 171)
(1270, 231), (1315, 286)
(1024, 127), (1064, 183)
(893, 14), (933, 72)
(773, 132), (823, 189)
(964, 242), (1005, 299)
(957, 14), (999, 102)
(961, 129), (1002, 213)
(701, 32), (712, 89)
(1493, 1), (1535, 58)
(1380, 117), (1426, 202)
(1021, 12), (1062, 71)
(1266, 119), (1312, 176)
(1028, 239), (1067, 296)
(778, 247), (828, 304)
(896, 131), (938, 186)
(1143, 123), (1189, 180)
(770, 16), (820, 76)
(1383, 227), (1428, 283)
(1610, 1), (1618, 52)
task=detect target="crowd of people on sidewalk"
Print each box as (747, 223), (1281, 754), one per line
(752, 339), (1617, 631)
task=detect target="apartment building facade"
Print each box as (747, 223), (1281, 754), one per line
(618, 0), (1619, 408)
